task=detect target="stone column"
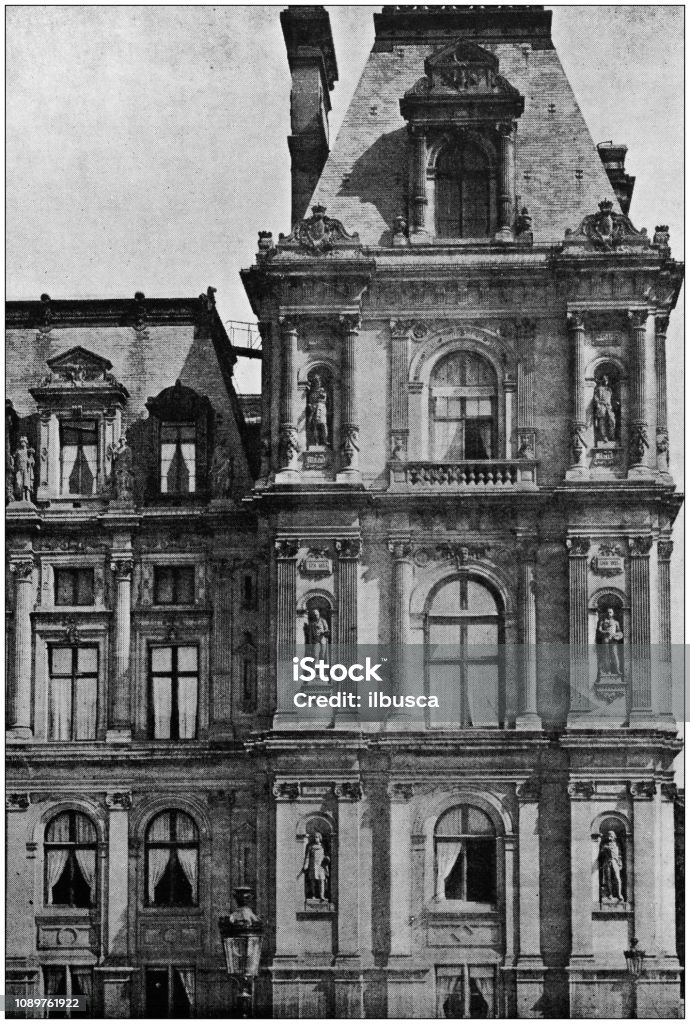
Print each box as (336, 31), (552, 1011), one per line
(656, 541), (674, 720)
(566, 537), (590, 723)
(105, 792), (131, 957)
(517, 319), (537, 461)
(278, 319), (300, 476)
(390, 321), (410, 463)
(516, 541), (540, 728)
(257, 321), (272, 486)
(335, 539), (361, 724)
(8, 557), (35, 739)
(337, 315), (361, 481)
(108, 558), (133, 741)
(409, 127), (428, 235)
(628, 536), (653, 722)
(274, 541), (299, 725)
(628, 310), (651, 475)
(388, 783), (414, 958)
(566, 313), (587, 478)
(496, 121), (516, 242)
(504, 378), (516, 458)
(387, 540), (414, 726)
(655, 315), (670, 474)
(272, 781), (300, 958)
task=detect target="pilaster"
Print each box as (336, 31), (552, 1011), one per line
(409, 127), (428, 236)
(655, 314), (670, 476)
(274, 540), (299, 727)
(656, 541), (674, 720)
(627, 310), (653, 478)
(516, 780), (545, 1017)
(495, 120), (516, 242)
(388, 783), (413, 958)
(276, 319), (300, 480)
(336, 314), (361, 482)
(627, 536), (653, 723)
(516, 539), (540, 728)
(107, 557), (133, 741)
(566, 537), (590, 724)
(8, 556), (36, 740)
(386, 538), (413, 728)
(565, 313), (588, 478)
(334, 539), (361, 725)
(390, 320), (410, 463)
(105, 791), (131, 958)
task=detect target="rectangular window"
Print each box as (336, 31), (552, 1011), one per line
(145, 967), (194, 1018)
(431, 396), (495, 460)
(60, 419), (98, 496)
(160, 423), (196, 494)
(153, 566), (195, 605)
(48, 645), (98, 740)
(55, 568), (95, 606)
(149, 645), (199, 740)
(43, 966), (93, 1018)
(436, 966), (495, 1019)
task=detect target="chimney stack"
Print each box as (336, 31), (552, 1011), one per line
(281, 6), (338, 225)
(597, 142), (635, 215)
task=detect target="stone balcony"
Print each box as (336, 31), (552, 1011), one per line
(389, 459), (538, 491)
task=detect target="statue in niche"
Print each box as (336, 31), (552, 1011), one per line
(112, 435), (133, 500)
(592, 375), (617, 444)
(599, 829), (625, 902)
(12, 437), (35, 502)
(595, 606), (623, 677)
(306, 375), (329, 447)
(304, 607), (329, 659)
(302, 831), (330, 902)
(210, 442), (233, 498)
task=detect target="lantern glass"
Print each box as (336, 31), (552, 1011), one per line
(624, 946), (645, 979)
(222, 932), (263, 977)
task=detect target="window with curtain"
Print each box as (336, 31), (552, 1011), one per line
(425, 577), (503, 727)
(434, 806), (497, 905)
(145, 811), (199, 907)
(436, 139), (492, 238)
(429, 352), (497, 461)
(153, 566), (195, 605)
(148, 646), (199, 740)
(145, 966), (195, 1018)
(436, 965), (496, 1018)
(48, 646), (98, 741)
(44, 811), (97, 908)
(43, 966), (93, 1018)
(60, 419), (98, 496)
(55, 568), (95, 606)
(160, 423), (196, 494)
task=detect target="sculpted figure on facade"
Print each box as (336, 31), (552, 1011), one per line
(595, 607), (623, 677)
(306, 375), (329, 447)
(304, 607), (329, 659)
(302, 831), (330, 901)
(210, 441), (233, 498)
(592, 376), (617, 444)
(599, 829), (625, 902)
(112, 435), (134, 500)
(12, 437), (35, 502)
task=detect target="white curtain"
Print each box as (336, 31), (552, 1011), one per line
(147, 849), (171, 903)
(175, 968), (195, 1010)
(436, 971), (466, 1019)
(177, 678), (198, 739)
(435, 840), (463, 899)
(45, 850), (69, 904)
(153, 677), (172, 738)
(49, 679), (72, 740)
(176, 849), (198, 902)
(74, 678), (97, 739)
(74, 848), (96, 900)
(475, 419), (493, 459)
(472, 973), (494, 1017)
(71, 968), (93, 1002)
(44, 967), (65, 996)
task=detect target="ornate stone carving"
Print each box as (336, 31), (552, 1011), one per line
(591, 543), (625, 576)
(568, 781), (595, 800)
(279, 205), (360, 254)
(61, 617), (81, 646)
(10, 558), (35, 580)
(517, 428), (536, 460)
(435, 542), (489, 569)
(335, 539), (362, 560)
(515, 206), (533, 242)
(333, 781), (363, 801)
(599, 829), (625, 903)
(298, 548), (332, 578)
(630, 780), (656, 800)
(565, 200), (650, 251)
(274, 539), (299, 560)
(210, 442), (234, 499)
(653, 224), (670, 254)
(390, 319), (417, 338)
(657, 540), (674, 562)
(388, 540), (412, 560)
(627, 536), (653, 557)
(6, 793), (30, 811)
(105, 792), (132, 810)
(569, 420), (587, 466)
(279, 424), (301, 465)
(110, 435), (134, 502)
(628, 421), (649, 463)
(110, 558), (134, 580)
(272, 781), (300, 801)
(340, 424), (360, 468)
(10, 437), (36, 503)
(388, 782), (415, 801)
(656, 427), (669, 464)
(306, 375), (330, 448)
(661, 783), (678, 801)
(566, 537), (590, 557)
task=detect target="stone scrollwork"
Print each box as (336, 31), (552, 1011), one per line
(388, 782), (415, 802)
(630, 780), (656, 800)
(110, 558), (134, 580)
(657, 540), (674, 562)
(333, 781), (364, 801)
(565, 200), (650, 251)
(10, 558), (35, 580)
(335, 539), (362, 560)
(278, 205), (360, 254)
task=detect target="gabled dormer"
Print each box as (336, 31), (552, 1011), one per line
(29, 347), (129, 504)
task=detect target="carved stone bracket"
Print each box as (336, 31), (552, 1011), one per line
(272, 781), (300, 801)
(60, 616), (81, 646)
(105, 792), (132, 811)
(274, 540), (300, 561)
(627, 536), (653, 558)
(629, 780), (657, 800)
(661, 783), (678, 802)
(6, 793), (30, 811)
(333, 781), (364, 801)
(568, 781), (595, 800)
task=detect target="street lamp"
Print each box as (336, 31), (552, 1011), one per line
(219, 886), (264, 1018)
(624, 937), (646, 1018)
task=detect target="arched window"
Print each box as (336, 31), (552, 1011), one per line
(45, 811), (97, 907)
(146, 811), (199, 907)
(434, 805), (497, 904)
(430, 352), (497, 461)
(425, 577), (503, 727)
(436, 140), (492, 238)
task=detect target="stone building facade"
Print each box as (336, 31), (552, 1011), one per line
(5, 6), (684, 1019)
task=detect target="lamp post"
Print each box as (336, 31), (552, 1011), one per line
(624, 937), (646, 1019)
(219, 886), (264, 1018)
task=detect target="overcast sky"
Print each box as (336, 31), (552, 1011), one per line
(6, 5), (684, 643)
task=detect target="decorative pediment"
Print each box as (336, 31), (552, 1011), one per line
(278, 205), (361, 255)
(401, 40), (523, 124)
(29, 346), (129, 405)
(564, 200), (651, 253)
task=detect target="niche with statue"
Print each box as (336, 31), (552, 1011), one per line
(303, 367), (335, 471)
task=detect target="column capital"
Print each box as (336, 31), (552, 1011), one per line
(339, 313), (361, 334)
(105, 791), (132, 811)
(10, 557), (35, 580)
(655, 313), (670, 335)
(627, 308), (649, 329)
(333, 780), (364, 801)
(629, 779), (656, 800)
(566, 536), (590, 557)
(567, 781), (595, 800)
(274, 538), (300, 560)
(278, 316), (300, 335)
(388, 538), (412, 560)
(110, 558), (134, 580)
(388, 782), (415, 802)
(6, 792), (31, 811)
(628, 535), (653, 557)
(495, 118), (517, 137)
(567, 311), (587, 331)
(390, 318), (415, 338)
(516, 537), (539, 563)
(335, 538), (362, 560)
(272, 781), (300, 801)
(657, 540), (674, 562)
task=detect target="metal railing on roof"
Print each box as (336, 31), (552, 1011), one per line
(225, 320), (262, 358)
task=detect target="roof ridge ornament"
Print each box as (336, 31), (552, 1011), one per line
(564, 198), (652, 252)
(278, 205), (361, 255)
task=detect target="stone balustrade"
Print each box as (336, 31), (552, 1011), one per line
(391, 460), (538, 490)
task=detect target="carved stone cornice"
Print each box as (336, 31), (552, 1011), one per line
(6, 793), (30, 811)
(335, 539), (362, 560)
(566, 537), (590, 558)
(567, 781), (595, 800)
(274, 539), (299, 561)
(105, 792), (132, 811)
(627, 536), (653, 558)
(657, 540), (674, 562)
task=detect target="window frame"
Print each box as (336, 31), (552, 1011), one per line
(44, 810), (98, 909)
(435, 138), (495, 239)
(42, 964), (94, 1018)
(144, 810), (200, 909)
(59, 417), (100, 497)
(147, 644), (200, 741)
(159, 421), (197, 496)
(434, 806), (498, 906)
(54, 568), (95, 607)
(47, 644), (99, 742)
(152, 565), (196, 606)
(144, 964), (195, 1018)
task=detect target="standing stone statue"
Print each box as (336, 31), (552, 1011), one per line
(210, 442), (233, 498)
(112, 435), (134, 501)
(302, 832), (330, 901)
(306, 375), (329, 447)
(595, 607), (623, 677)
(599, 830), (624, 902)
(13, 437), (35, 502)
(592, 376), (617, 444)
(304, 608), (329, 659)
